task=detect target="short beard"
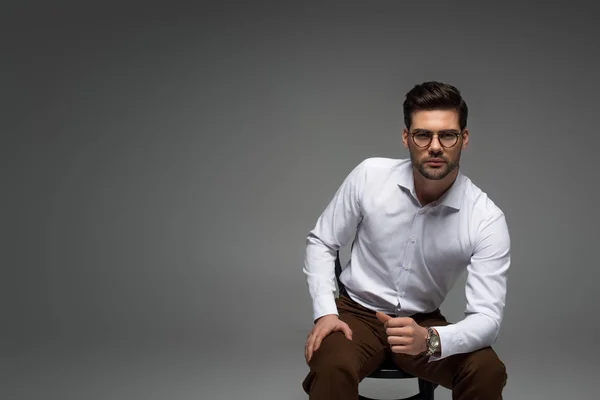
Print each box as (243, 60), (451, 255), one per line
(409, 149), (460, 181)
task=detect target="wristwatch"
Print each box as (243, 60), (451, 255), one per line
(424, 327), (440, 356)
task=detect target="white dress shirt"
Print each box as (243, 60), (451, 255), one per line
(303, 157), (511, 361)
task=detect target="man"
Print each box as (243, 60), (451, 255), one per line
(301, 81), (510, 399)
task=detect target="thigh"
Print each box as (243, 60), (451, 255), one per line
(390, 315), (503, 390)
(308, 294), (388, 379)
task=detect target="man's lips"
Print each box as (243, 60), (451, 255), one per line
(425, 159), (446, 164)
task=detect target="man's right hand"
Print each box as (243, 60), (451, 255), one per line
(304, 314), (353, 364)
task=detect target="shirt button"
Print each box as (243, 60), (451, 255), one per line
(419, 209), (425, 214)
(404, 265), (410, 271)
(399, 291), (405, 297)
(410, 237), (416, 243)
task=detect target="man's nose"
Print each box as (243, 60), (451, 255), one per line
(429, 135), (443, 152)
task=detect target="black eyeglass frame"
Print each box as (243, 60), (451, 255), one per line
(409, 130), (464, 149)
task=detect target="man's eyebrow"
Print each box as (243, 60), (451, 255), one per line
(411, 129), (460, 134)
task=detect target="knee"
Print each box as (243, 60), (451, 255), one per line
(308, 334), (359, 381)
(459, 348), (507, 389)
(302, 335), (362, 397)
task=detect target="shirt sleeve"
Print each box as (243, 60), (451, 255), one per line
(303, 160), (367, 322)
(428, 208), (511, 361)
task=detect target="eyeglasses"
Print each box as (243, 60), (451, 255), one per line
(411, 130), (462, 148)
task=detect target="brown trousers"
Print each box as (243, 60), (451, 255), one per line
(302, 291), (507, 400)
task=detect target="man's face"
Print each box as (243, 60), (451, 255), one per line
(402, 109), (469, 180)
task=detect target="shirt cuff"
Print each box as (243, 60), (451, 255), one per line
(312, 294), (339, 322)
(426, 324), (463, 362)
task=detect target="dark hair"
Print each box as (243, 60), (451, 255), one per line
(403, 81), (468, 131)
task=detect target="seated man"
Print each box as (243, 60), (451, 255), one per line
(302, 81), (511, 400)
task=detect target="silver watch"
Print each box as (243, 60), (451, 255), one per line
(424, 327), (440, 356)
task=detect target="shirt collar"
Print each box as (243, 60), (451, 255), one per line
(396, 160), (465, 210)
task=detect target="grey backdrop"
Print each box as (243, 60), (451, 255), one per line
(3, 1), (599, 399)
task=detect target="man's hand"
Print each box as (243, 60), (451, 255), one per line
(305, 314), (353, 364)
(376, 312), (428, 356)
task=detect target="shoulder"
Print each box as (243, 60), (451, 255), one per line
(346, 157), (410, 190)
(347, 158), (411, 203)
(461, 175), (510, 234)
(355, 157), (410, 177)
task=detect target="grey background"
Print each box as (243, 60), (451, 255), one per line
(2, 1), (599, 399)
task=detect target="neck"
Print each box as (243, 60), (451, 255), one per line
(413, 167), (459, 206)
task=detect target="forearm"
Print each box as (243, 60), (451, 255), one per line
(303, 233), (339, 321)
(302, 160), (367, 321)
(425, 209), (510, 361)
(427, 313), (500, 361)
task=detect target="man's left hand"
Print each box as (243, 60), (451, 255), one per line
(376, 312), (428, 356)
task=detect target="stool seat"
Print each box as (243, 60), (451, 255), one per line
(368, 357), (415, 379)
(359, 355), (438, 400)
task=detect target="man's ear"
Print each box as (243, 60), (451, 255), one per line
(461, 129), (469, 149)
(402, 129), (409, 148)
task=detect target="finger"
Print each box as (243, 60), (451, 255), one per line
(390, 344), (410, 354)
(307, 327), (328, 362)
(376, 311), (392, 325)
(305, 337), (310, 363)
(340, 324), (353, 341)
(385, 327), (412, 337)
(390, 344), (421, 355)
(385, 317), (414, 328)
(305, 332), (314, 363)
(312, 327), (332, 354)
(387, 335), (413, 346)
(306, 329), (319, 363)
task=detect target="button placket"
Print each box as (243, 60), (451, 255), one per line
(398, 208), (420, 314)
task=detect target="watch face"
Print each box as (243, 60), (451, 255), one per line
(428, 329), (440, 349)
